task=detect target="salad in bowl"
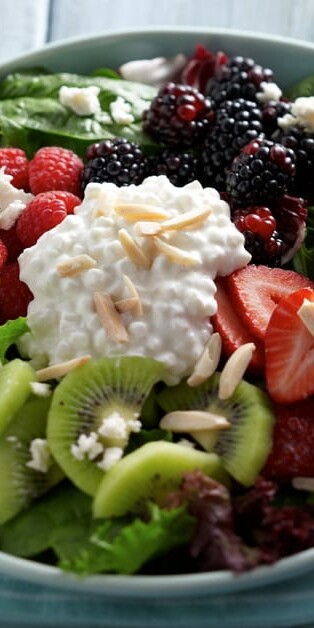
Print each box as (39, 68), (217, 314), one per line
(0, 32), (313, 588)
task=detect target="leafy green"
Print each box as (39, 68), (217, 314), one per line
(0, 317), (29, 363)
(286, 75), (314, 100)
(0, 482), (92, 557)
(59, 503), (195, 575)
(293, 205), (314, 279)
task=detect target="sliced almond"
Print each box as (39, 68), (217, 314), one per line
(153, 236), (200, 266)
(114, 297), (141, 313)
(190, 430), (217, 451)
(122, 274), (143, 316)
(93, 291), (129, 343)
(160, 207), (211, 232)
(56, 254), (97, 277)
(218, 342), (255, 400)
(292, 476), (314, 491)
(36, 355), (91, 382)
(133, 221), (161, 237)
(159, 410), (230, 432)
(187, 333), (222, 386)
(297, 298), (314, 337)
(119, 228), (151, 269)
(114, 203), (170, 222)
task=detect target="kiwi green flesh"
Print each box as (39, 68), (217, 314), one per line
(93, 440), (229, 518)
(47, 356), (165, 497)
(158, 373), (275, 487)
(0, 396), (63, 525)
(0, 359), (36, 437)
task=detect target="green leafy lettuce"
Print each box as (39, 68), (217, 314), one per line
(293, 206), (314, 279)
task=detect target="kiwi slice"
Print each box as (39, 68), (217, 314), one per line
(0, 358), (36, 436)
(157, 373), (275, 487)
(93, 440), (228, 518)
(47, 356), (165, 496)
(0, 396), (63, 525)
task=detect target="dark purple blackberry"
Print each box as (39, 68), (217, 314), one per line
(206, 56), (273, 105)
(148, 149), (199, 187)
(200, 98), (263, 190)
(273, 125), (314, 201)
(142, 82), (215, 148)
(226, 138), (296, 206)
(261, 100), (292, 138)
(80, 137), (148, 191)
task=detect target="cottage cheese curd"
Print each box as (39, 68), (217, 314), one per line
(19, 176), (250, 384)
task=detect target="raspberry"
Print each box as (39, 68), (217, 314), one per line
(207, 56), (274, 105)
(0, 227), (22, 264)
(16, 191), (81, 248)
(0, 262), (33, 321)
(226, 138), (296, 206)
(148, 148), (199, 186)
(0, 148), (29, 191)
(142, 82), (215, 147)
(0, 239), (8, 270)
(29, 147), (83, 197)
(80, 138), (148, 191)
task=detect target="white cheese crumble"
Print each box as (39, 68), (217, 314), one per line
(30, 381), (52, 397)
(119, 54), (187, 87)
(59, 85), (101, 117)
(97, 446), (124, 471)
(0, 168), (33, 229)
(109, 96), (134, 125)
(256, 81), (282, 104)
(26, 438), (52, 473)
(19, 175), (250, 384)
(278, 96), (314, 133)
(71, 432), (103, 461)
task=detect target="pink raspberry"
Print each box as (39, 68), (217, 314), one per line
(29, 146), (84, 197)
(16, 191), (81, 248)
(0, 262), (33, 321)
(0, 148), (30, 191)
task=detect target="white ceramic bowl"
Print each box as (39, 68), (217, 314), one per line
(1, 27), (314, 628)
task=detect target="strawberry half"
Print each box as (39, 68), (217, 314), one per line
(265, 287), (314, 403)
(263, 397), (314, 482)
(212, 277), (265, 374)
(227, 265), (314, 341)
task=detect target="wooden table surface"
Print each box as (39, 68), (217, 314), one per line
(1, 0), (314, 64)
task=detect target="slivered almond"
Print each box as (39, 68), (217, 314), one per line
(297, 298), (314, 337)
(153, 236), (199, 266)
(218, 342), (255, 400)
(160, 410), (230, 432)
(123, 274), (143, 316)
(115, 297), (141, 313)
(119, 228), (151, 269)
(292, 476), (314, 491)
(190, 430), (218, 451)
(36, 355), (91, 382)
(187, 333), (222, 386)
(133, 221), (161, 237)
(93, 291), (129, 343)
(114, 203), (170, 221)
(159, 207), (211, 232)
(56, 254), (97, 277)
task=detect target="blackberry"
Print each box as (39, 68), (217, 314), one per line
(148, 149), (199, 187)
(80, 138), (148, 191)
(206, 56), (273, 105)
(261, 100), (292, 138)
(201, 98), (263, 190)
(273, 125), (314, 201)
(142, 82), (215, 148)
(226, 138), (296, 206)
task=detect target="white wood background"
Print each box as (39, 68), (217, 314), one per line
(1, 0), (314, 64)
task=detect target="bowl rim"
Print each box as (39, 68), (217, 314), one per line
(1, 25), (314, 598)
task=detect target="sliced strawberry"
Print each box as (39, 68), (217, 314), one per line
(227, 265), (314, 341)
(265, 287), (314, 403)
(263, 397), (314, 482)
(212, 277), (265, 374)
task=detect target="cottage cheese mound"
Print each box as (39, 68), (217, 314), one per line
(19, 176), (250, 384)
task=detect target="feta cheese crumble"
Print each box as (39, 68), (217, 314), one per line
(119, 54), (187, 87)
(59, 85), (101, 116)
(19, 176), (250, 384)
(278, 96), (314, 133)
(109, 96), (135, 125)
(256, 81), (282, 104)
(0, 168), (33, 229)
(26, 438), (52, 473)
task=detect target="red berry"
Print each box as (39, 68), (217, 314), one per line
(0, 239), (8, 270)
(263, 398), (314, 482)
(16, 191), (81, 248)
(0, 262), (33, 321)
(0, 226), (23, 263)
(265, 287), (314, 403)
(29, 146), (83, 197)
(0, 148), (29, 191)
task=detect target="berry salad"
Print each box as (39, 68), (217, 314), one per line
(0, 44), (314, 578)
